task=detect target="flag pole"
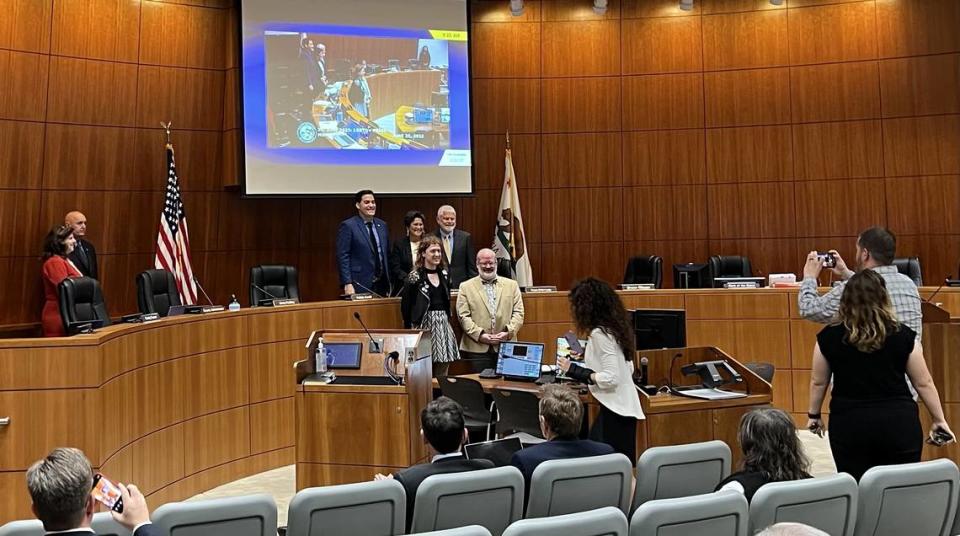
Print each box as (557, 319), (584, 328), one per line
(505, 130), (511, 150)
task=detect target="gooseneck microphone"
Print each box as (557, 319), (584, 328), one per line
(924, 277), (950, 305)
(353, 312), (382, 353)
(253, 284), (280, 301)
(351, 281), (385, 299)
(639, 357), (649, 387)
(192, 275), (215, 306)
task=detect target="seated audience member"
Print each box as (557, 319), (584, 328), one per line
(27, 447), (157, 535)
(510, 385), (614, 491)
(375, 397), (494, 530)
(715, 408), (811, 502)
(756, 522), (829, 536)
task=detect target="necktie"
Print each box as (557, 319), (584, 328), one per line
(75, 241), (88, 267)
(366, 222), (382, 278)
(443, 234), (452, 262)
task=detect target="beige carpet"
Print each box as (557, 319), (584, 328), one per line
(186, 431), (837, 526)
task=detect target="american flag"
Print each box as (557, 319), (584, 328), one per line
(154, 143), (198, 305)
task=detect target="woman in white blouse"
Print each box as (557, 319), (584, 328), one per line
(557, 278), (645, 460)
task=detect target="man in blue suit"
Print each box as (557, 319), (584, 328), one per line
(337, 189), (391, 296)
(510, 385), (614, 495)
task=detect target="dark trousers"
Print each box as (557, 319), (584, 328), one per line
(459, 349), (498, 373)
(590, 405), (638, 462)
(829, 398), (923, 481)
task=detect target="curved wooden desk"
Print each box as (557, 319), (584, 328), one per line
(2, 287), (958, 524)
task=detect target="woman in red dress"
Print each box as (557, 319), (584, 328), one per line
(41, 225), (81, 337)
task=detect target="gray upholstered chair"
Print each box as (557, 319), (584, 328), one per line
(0, 520), (42, 536)
(526, 453), (633, 518)
(749, 473), (858, 536)
(629, 491), (748, 536)
(0, 512), (128, 536)
(91, 512), (132, 536)
(409, 526), (493, 536)
(855, 459), (960, 536)
(286, 479), (406, 536)
(410, 466), (524, 536)
(504, 506), (628, 536)
(631, 440), (731, 514)
(152, 494), (278, 536)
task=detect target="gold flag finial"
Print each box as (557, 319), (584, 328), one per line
(505, 131), (511, 150)
(160, 121), (172, 144)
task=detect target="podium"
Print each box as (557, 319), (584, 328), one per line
(920, 302), (960, 462)
(635, 347), (772, 467)
(294, 329), (433, 490)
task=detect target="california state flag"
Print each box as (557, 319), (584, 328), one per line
(493, 146), (533, 287)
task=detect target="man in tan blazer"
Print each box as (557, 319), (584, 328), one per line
(456, 248), (525, 372)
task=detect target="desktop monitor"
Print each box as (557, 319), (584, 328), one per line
(495, 342), (545, 380)
(673, 263), (709, 289)
(324, 342), (363, 369)
(632, 309), (686, 350)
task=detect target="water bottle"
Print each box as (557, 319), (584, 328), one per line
(228, 294), (240, 312)
(315, 337), (328, 374)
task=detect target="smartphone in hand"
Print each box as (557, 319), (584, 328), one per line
(91, 474), (124, 513)
(564, 331), (584, 355)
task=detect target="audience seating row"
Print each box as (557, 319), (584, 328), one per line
(3, 446), (958, 536)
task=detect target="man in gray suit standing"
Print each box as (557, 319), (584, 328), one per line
(433, 205), (477, 289)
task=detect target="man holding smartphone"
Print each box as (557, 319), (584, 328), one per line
(26, 447), (157, 535)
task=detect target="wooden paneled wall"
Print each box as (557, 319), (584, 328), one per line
(1, 0), (959, 329)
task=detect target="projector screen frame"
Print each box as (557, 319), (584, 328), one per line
(236, 0), (477, 199)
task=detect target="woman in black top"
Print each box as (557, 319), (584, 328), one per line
(716, 408), (811, 502)
(389, 210), (425, 295)
(807, 269), (955, 480)
(401, 235), (459, 377)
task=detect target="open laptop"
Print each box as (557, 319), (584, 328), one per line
(464, 437), (523, 467)
(495, 341), (545, 382)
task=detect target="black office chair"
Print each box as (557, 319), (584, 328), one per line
(438, 376), (495, 440)
(707, 255), (753, 288)
(497, 258), (514, 279)
(892, 257), (922, 286)
(58, 277), (111, 334)
(250, 265), (300, 305)
(623, 255), (664, 288)
(491, 389), (545, 445)
(744, 362), (775, 383)
(136, 269), (182, 317)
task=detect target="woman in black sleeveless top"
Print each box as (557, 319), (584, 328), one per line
(807, 270), (954, 480)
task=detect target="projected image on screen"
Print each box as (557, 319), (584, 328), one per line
(241, 0), (472, 196)
(265, 30), (453, 152)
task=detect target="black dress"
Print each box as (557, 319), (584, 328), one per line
(817, 324), (921, 481)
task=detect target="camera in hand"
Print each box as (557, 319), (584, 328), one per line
(817, 252), (837, 268)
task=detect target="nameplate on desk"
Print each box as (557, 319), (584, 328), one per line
(258, 298), (299, 307)
(522, 286), (557, 293)
(185, 305), (226, 314)
(341, 293), (374, 301)
(142, 312), (160, 322)
(619, 283), (655, 291)
(715, 277), (764, 289)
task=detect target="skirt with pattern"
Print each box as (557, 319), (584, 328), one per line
(420, 310), (460, 364)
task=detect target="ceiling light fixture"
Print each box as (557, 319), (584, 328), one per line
(593, 0), (608, 15)
(510, 0), (524, 16)
(679, 0), (694, 11)
(769, 0), (784, 5)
